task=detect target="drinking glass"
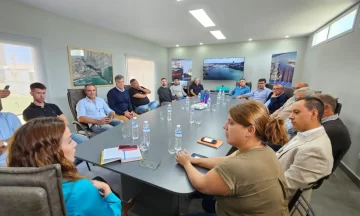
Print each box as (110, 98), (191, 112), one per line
(181, 104), (185, 110)
(121, 124), (131, 139)
(139, 137), (149, 151)
(140, 151), (161, 170)
(174, 138), (182, 152)
(195, 111), (202, 125)
(160, 110), (165, 120)
(212, 104), (217, 112)
(168, 138), (177, 154)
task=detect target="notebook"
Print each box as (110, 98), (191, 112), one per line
(100, 146), (142, 165)
(197, 137), (223, 149)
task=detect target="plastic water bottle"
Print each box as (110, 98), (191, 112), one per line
(185, 97), (190, 110)
(221, 90), (226, 105)
(190, 108), (195, 124)
(143, 121), (150, 145)
(198, 93), (201, 102)
(131, 117), (139, 140)
(217, 91), (221, 104)
(167, 104), (172, 121)
(207, 98), (211, 111)
(175, 125), (183, 151)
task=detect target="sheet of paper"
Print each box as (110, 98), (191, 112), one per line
(124, 149), (142, 160)
(103, 147), (123, 160)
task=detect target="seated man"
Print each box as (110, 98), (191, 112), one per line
(238, 78), (271, 103)
(277, 97), (333, 201)
(0, 90), (22, 167)
(77, 84), (123, 134)
(189, 78), (204, 96)
(229, 78), (250, 99)
(265, 84), (288, 114)
(170, 78), (187, 100)
(107, 75), (135, 122)
(271, 82), (308, 120)
(22, 82), (88, 144)
(315, 94), (351, 172)
(157, 78), (176, 106)
(129, 79), (159, 114)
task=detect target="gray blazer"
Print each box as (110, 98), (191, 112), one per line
(277, 126), (333, 200)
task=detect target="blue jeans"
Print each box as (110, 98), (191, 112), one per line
(135, 101), (159, 114)
(90, 119), (123, 134)
(182, 214), (216, 216)
(176, 96), (186, 101)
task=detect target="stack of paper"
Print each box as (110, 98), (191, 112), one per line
(100, 146), (142, 165)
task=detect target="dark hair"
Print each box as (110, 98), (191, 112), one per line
(114, 75), (124, 82)
(240, 78), (246, 82)
(229, 101), (288, 145)
(258, 78), (266, 83)
(7, 117), (82, 181)
(297, 97), (325, 122)
(84, 83), (95, 90)
(161, 78), (166, 81)
(130, 79), (136, 84)
(30, 82), (46, 90)
(173, 78), (179, 81)
(314, 94), (337, 113)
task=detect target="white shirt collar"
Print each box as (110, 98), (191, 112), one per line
(298, 126), (323, 137)
(322, 114), (339, 123)
(116, 86), (125, 92)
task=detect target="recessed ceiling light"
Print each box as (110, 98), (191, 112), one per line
(248, 38), (253, 41)
(200, 43), (203, 45)
(189, 9), (215, 27)
(285, 36), (290, 38)
(210, 30), (226, 40)
(176, 45), (179, 47)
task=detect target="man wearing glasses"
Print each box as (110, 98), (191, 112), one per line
(265, 84), (288, 114)
(0, 90), (22, 167)
(271, 82), (309, 120)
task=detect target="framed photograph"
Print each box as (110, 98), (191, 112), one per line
(171, 58), (192, 81)
(67, 46), (114, 88)
(269, 51), (297, 87)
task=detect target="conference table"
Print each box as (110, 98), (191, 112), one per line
(76, 93), (242, 216)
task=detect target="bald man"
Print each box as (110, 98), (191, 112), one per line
(270, 82), (309, 120)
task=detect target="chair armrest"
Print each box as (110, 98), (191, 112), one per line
(72, 121), (91, 138)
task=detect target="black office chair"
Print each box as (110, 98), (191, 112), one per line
(335, 98), (342, 115)
(288, 188), (316, 216)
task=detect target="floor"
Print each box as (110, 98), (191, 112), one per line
(77, 162), (360, 216)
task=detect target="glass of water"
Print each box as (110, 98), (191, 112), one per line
(160, 110), (165, 120)
(140, 137), (149, 151)
(181, 104), (185, 110)
(121, 124), (131, 139)
(168, 138), (177, 154)
(212, 104), (217, 112)
(195, 111), (202, 125)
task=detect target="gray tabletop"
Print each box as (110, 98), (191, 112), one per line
(75, 94), (243, 194)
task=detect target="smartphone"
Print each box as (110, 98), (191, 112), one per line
(118, 144), (138, 151)
(4, 85), (10, 90)
(107, 113), (113, 119)
(191, 153), (208, 159)
(201, 137), (217, 144)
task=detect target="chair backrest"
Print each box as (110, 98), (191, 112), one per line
(0, 164), (67, 216)
(284, 87), (294, 98)
(335, 102), (342, 115)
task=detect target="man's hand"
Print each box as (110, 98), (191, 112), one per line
(271, 93), (278, 98)
(172, 100), (176, 102)
(237, 95), (243, 99)
(97, 117), (108, 125)
(124, 111), (132, 119)
(0, 90), (10, 98)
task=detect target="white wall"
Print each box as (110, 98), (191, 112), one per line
(168, 37), (308, 90)
(0, 0), (167, 129)
(303, 11), (360, 177)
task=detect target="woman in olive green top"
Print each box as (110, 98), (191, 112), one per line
(176, 100), (290, 216)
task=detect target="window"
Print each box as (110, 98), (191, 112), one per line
(126, 57), (156, 101)
(312, 6), (358, 47)
(0, 33), (47, 121)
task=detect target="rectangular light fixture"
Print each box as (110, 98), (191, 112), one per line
(189, 9), (215, 27)
(210, 30), (226, 40)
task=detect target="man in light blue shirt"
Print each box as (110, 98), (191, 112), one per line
(238, 78), (272, 103)
(0, 112), (22, 166)
(77, 84), (123, 134)
(229, 78), (251, 99)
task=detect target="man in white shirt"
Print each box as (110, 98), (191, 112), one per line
(276, 97), (333, 201)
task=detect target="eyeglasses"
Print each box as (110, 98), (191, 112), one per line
(140, 160), (161, 170)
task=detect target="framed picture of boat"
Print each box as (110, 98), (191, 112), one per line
(172, 58), (192, 81)
(269, 51), (297, 87)
(68, 46), (114, 88)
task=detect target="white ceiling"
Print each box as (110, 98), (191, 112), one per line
(16, 0), (359, 47)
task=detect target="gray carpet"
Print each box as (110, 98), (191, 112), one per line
(77, 162), (360, 216)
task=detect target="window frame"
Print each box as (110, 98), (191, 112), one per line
(312, 4), (359, 47)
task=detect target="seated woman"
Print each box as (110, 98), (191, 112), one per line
(176, 100), (290, 216)
(7, 117), (133, 216)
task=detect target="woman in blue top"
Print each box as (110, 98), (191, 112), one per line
(6, 117), (133, 216)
